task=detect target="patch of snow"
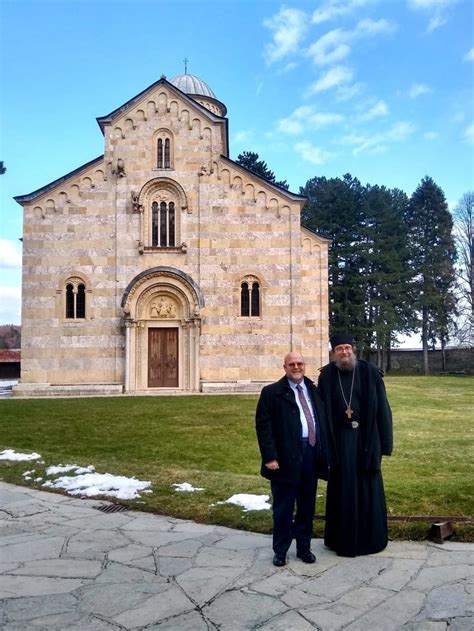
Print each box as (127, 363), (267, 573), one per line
(46, 464), (95, 475)
(0, 449), (41, 461)
(172, 482), (204, 492)
(214, 493), (271, 511)
(42, 472), (152, 500)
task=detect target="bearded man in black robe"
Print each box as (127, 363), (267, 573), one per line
(318, 334), (393, 557)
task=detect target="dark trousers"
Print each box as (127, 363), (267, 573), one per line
(270, 441), (317, 556)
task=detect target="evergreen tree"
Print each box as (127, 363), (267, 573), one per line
(406, 176), (457, 373)
(235, 151), (289, 189)
(300, 174), (366, 344)
(361, 186), (413, 369)
(301, 175), (415, 367)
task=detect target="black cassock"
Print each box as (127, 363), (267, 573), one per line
(318, 360), (393, 557)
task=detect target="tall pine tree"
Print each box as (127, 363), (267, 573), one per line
(235, 151), (289, 189)
(406, 176), (456, 373)
(301, 175), (414, 366)
(361, 185), (413, 368)
(301, 174), (367, 345)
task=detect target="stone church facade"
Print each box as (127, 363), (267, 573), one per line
(13, 73), (329, 397)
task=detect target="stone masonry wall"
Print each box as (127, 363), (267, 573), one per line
(18, 80), (329, 391)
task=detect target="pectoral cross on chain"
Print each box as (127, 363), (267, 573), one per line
(345, 405), (353, 419)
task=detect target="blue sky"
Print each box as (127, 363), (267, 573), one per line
(1, 0), (473, 328)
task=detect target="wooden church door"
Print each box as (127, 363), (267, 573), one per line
(148, 328), (178, 387)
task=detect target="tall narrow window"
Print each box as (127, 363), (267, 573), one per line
(76, 284), (86, 318)
(251, 282), (260, 316)
(157, 139), (163, 168)
(169, 202), (175, 246)
(150, 200), (177, 247)
(160, 202), (167, 246)
(152, 202), (159, 246)
(65, 279), (86, 319)
(156, 133), (172, 169)
(240, 282), (250, 317)
(164, 138), (170, 168)
(66, 284), (75, 318)
(240, 278), (261, 317)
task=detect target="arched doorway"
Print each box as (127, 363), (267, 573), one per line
(121, 267), (204, 392)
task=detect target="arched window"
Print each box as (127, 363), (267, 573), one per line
(157, 139), (163, 168)
(151, 200), (176, 247)
(251, 282), (260, 316)
(157, 133), (172, 169)
(65, 278), (86, 319)
(164, 138), (170, 168)
(240, 278), (261, 317)
(152, 202), (159, 246)
(240, 282), (250, 317)
(142, 179), (185, 251)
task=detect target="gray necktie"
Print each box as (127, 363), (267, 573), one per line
(296, 384), (316, 447)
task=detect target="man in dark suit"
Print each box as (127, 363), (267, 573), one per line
(256, 351), (330, 567)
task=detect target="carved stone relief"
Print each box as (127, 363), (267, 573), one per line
(149, 297), (178, 319)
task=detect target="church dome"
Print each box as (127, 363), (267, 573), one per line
(170, 73), (217, 99)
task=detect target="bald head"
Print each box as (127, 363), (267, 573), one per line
(283, 351), (305, 384)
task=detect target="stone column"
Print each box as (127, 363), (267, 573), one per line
(124, 318), (132, 392)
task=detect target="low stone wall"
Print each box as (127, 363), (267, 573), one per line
(375, 348), (474, 374)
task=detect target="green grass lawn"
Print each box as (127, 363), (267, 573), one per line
(1, 375), (473, 541)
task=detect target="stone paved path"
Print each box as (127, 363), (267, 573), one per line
(0, 482), (472, 630)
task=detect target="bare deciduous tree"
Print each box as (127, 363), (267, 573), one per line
(452, 191), (474, 346)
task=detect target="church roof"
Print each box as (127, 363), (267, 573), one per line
(170, 73), (216, 99)
(95, 75), (227, 132)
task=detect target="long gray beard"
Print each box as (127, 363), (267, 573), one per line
(334, 355), (357, 372)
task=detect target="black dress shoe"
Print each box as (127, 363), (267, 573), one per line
(273, 554), (286, 566)
(296, 550), (316, 563)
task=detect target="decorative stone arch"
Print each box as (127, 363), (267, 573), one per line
(121, 267), (204, 393)
(137, 177), (189, 250)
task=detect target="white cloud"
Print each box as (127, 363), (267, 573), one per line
(335, 81), (366, 101)
(277, 106), (343, 135)
(307, 19), (395, 67)
(0, 239), (22, 269)
(427, 14), (447, 31)
(307, 29), (351, 66)
(263, 7), (308, 64)
(275, 61), (299, 76)
(464, 48), (474, 62)
(387, 121), (416, 141)
(464, 123), (474, 144)
(0, 286), (21, 324)
(308, 66), (354, 94)
(339, 121), (416, 155)
(359, 100), (389, 121)
(233, 130), (253, 145)
(408, 0), (460, 32)
(408, 83), (433, 98)
(354, 18), (395, 37)
(294, 141), (334, 165)
(424, 131), (439, 140)
(312, 0), (377, 24)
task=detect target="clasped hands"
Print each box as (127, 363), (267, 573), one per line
(265, 460), (279, 470)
